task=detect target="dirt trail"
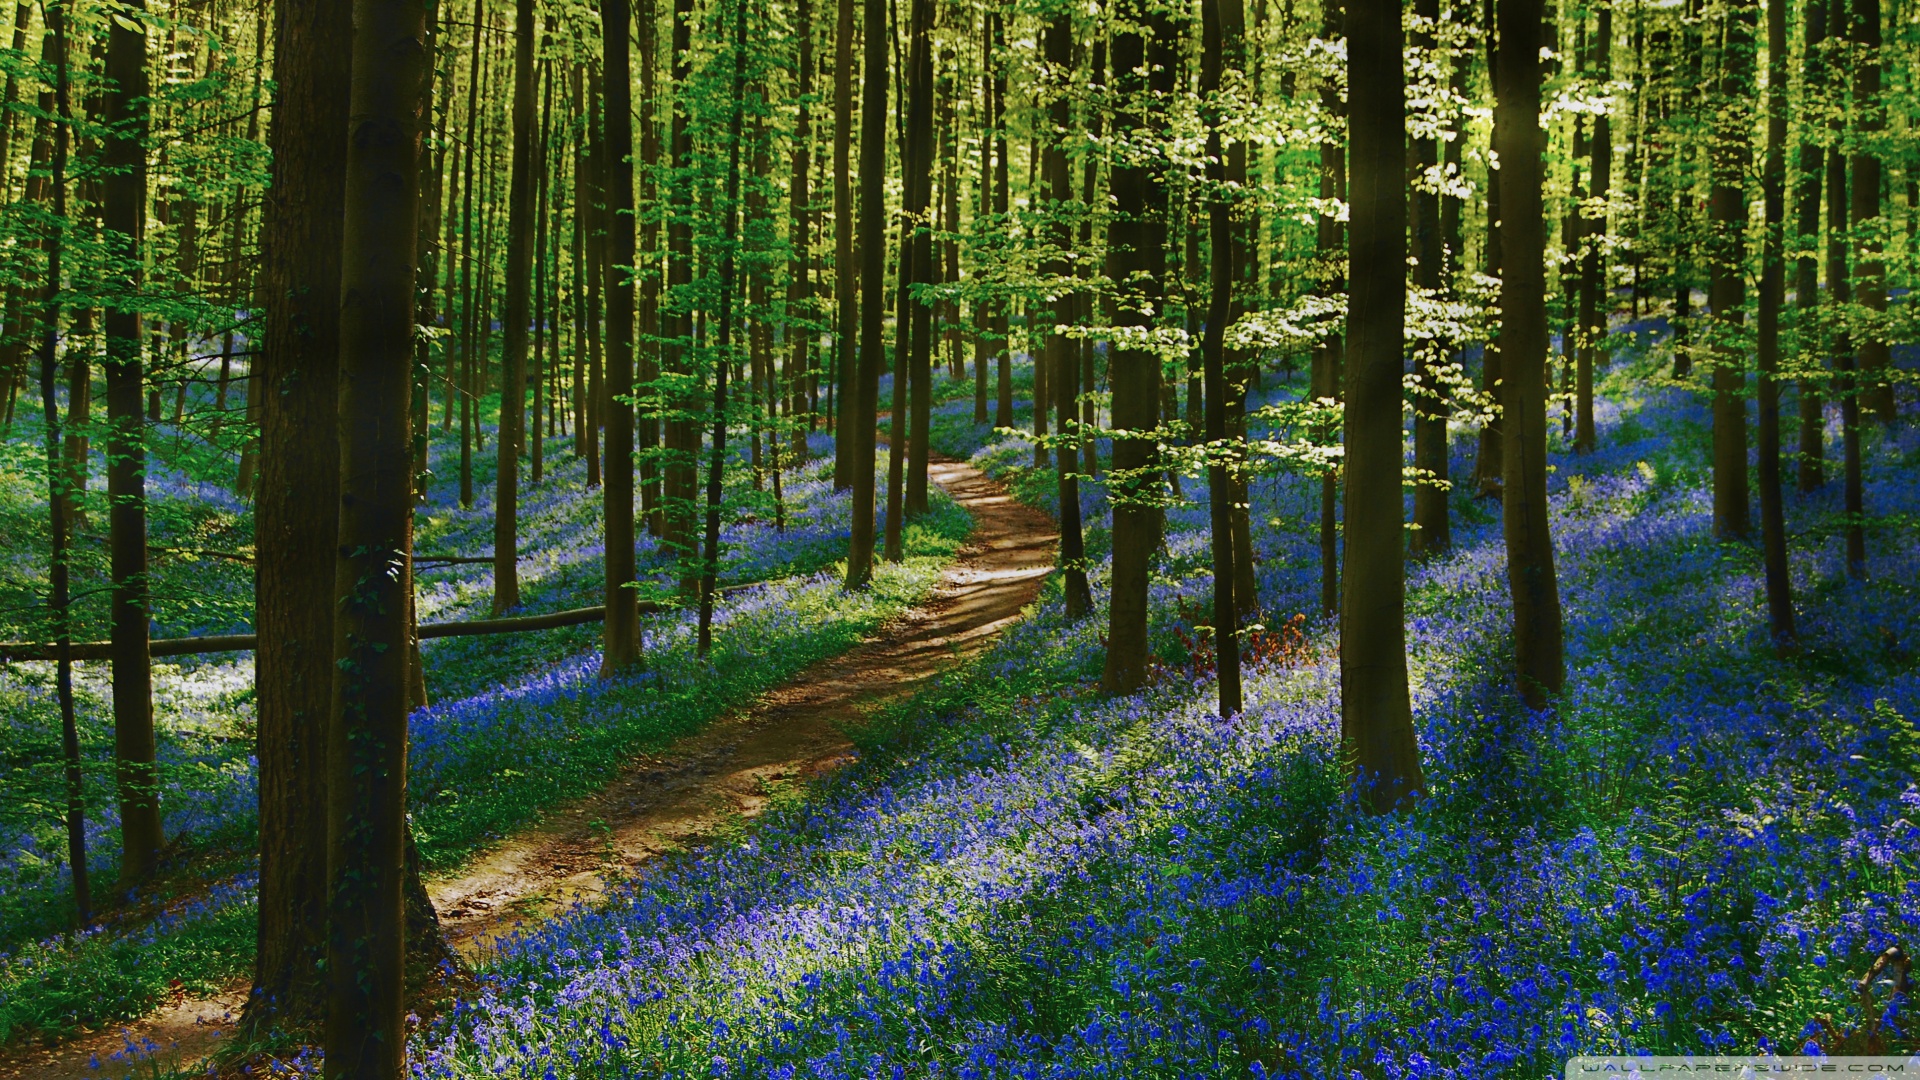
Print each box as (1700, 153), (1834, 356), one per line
(1, 453), (1055, 1079)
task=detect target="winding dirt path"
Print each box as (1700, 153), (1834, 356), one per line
(1, 453), (1055, 1079)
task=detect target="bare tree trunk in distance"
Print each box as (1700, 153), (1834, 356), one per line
(603, 0), (641, 671)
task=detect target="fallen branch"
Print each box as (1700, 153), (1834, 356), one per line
(0, 582), (764, 662)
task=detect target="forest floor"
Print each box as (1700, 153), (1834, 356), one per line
(0, 452), (1056, 1080)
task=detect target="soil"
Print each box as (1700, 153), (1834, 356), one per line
(0, 453), (1055, 1079)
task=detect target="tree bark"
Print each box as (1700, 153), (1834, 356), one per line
(1825, 0), (1863, 577)
(1047, 5), (1092, 620)
(832, 0), (857, 487)
(1315, 0), (1346, 617)
(903, 0), (934, 521)
(1098, 0), (1171, 694)
(1493, 0), (1565, 706)
(1343, 0), (1423, 809)
(104, 0), (161, 893)
(1201, 0), (1241, 711)
(326, 0), (430, 1070)
(845, 0), (888, 587)
(1409, 0), (1449, 556)
(1755, 0), (1794, 648)
(1850, 0), (1890, 421)
(494, 0), (538, 614)
(1574, 0), (1610, 454)
(603, 0), (641, 672)
(1707, 0), (1753, 541)
(1793, 0), (1826, 492)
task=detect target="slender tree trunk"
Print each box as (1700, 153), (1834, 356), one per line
(903, 0), (934, 522)
(1793, 0), (1826, 492)
(104, 0), (161, 893)
(1707, 0), (1753, 541)
(39, 2), (89, 933)
(1079, 36), (1105, 480)
(1343, 0), (1423, 809)
(1046, 6), (1092, 620)
(1200, 0), (1241, 710)
(637, 0), (663, 531)
(663, 0), (696, 561)
(699, 0), (752, 654)
(531, 51), (553, 484)
(1850, 0), (1890, 421)
(1825, 17), (1864, 577)
(1755, 0), (1794, 648)
(1098, 0), (1171, 694)
(1409, 0), (1449, 556)
(1575, 0), (1610, 454)
(973, 18), (991, 427)
(991, 13), (1012, 430)
(1494, 0), (1565, 706)
(786, 0), (814, 465)
(832, 0), (857, 488)
(1315, 0), (1346, 617)
(326, 0), (430, 1068)
(493, 0), (539, 614)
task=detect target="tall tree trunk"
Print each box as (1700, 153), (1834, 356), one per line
(104, 0), (161, 894)
(1047, 5), (1092, 620)
(1825, 1), (1863, 578)
(531, 50), (553, 484)
(845, 0), (888, 587)
(494, 0), (539, 614)
(991, 13), (1012, 430)
(639, 0), (663, 531)
(1343, 0), (1423, 809)
(698, 0), (751, 654)
(1078, 36), (1105, 480)
(1200, 0), (1241, 711)
(787, 0), (814, 464)
(1755, 0), (1794, 648)
(247, 0), (349, 1035)
(326, 0), (429, 1070)
(603, 0), (641, 672)
(1707, 0), (1753, 541)
(1850, 0), (1890, 421)
(1494, 0), (1565, 706)
(1575, 0), (1610, 454)
(38, 0), (89, 933)
(903, 0), (934, 521)
(1409, 0), (1449, 556)
(1315, 0), (1346, 617)
(1098, 0), (1171, 694)
(663, 0), (697, 561)
(1793, 0), (1826, 492)
(972, 15), (991, 426)
(832, 0), (857, 487)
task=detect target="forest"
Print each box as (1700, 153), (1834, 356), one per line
(0, 0), (1916, 1068)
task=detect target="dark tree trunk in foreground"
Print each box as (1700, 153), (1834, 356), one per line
(1200, 0), (1241, 711)
(104, 0), (161, 892)
(494, 0), (538, 614)
(1099, 0), (1171, 695)
(1494, 0), (1565, 706)
(1342, 0), (1422, 810)
(602, 0), (640, 671)
(844, 0), (887, 587)
(325, 0), (429, 1070)
(39, 5), (88, 931)
(249, 0), (349, 1033)
(1707, 0), (1753, 541)
(1755, 0), (1794, 648)
(1047, 6), (1092, 620)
